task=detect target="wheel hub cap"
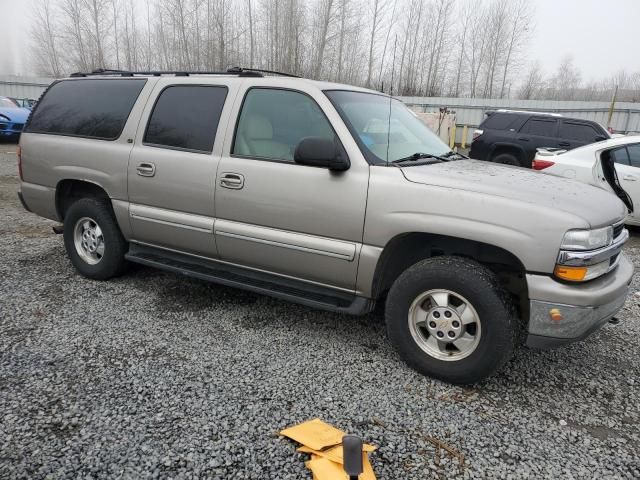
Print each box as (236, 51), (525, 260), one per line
(73, 217), (104, 265)
(408, 289), (482, 362)
(427, 307), (463, 340)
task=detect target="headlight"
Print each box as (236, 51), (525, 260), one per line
(560, 227), (613, 251)
(0, 114), (10, 122)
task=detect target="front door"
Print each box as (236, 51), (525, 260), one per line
(127, 80), (234, 257)
(214, 86), (369, 290)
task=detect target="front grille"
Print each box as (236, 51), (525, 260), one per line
(0, 123), (6, 130)
(613, 222), (624, 239)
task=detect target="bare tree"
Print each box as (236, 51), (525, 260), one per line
(498, 0), (532, 98)
(31, 0), (64, 76)
(517, 61), (543, 99)
(365, 0), (385, 88)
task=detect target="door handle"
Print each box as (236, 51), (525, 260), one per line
(517, 137), (530, 141)
(623, 175), (637, 181)
(220, 172), (244, 189)
(136, 162), (156, 177)
(558, 142), (570, 148)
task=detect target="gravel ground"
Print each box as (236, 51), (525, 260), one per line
(1, 142), (639, 479)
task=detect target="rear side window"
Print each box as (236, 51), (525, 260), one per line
(627, 144), (640, 168)
(610, 147), (630, 165)
(144, 85), (228, 152)
(25, 79), (146, 140)
(520, 118), (557, 137)
(559, 122), (601, 142)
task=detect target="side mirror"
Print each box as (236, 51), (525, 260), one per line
(294, 137), (350, 171)
(595, 135), (608, 142)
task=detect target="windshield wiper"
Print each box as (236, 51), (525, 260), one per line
(390, 152), (450, 164)
(441, 150), (468, 159)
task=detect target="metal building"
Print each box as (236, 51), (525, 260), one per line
(0, 76), (54, 101)
(400, 96), (640, 145)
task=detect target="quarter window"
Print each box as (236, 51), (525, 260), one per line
(521, 118), (557, 137)
(233, 88), (337, 162)
(559, 122), (600, 142)
(144, 85), (227, 152)
(482, 113), (519, 130)
(25, 79), (146, 140)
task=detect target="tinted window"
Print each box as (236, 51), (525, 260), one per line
(560, 122), (600, 142)
(25, 79), (145, 139)
(144, 85), (227, 152)
(482, 113), (519, 130)
(521, 118), (557, 137)
(627, 144), (640, 168)
(233, 88), (337, 162)
(610, 147), (630, 165)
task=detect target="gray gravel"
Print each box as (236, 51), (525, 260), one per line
(1, 142), (639, 479)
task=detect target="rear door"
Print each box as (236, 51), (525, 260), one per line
(127, 78), (237, 257)
(558, 120), (606, 150)
(517, 116), (559, 161)
(611, 144), (640, 220)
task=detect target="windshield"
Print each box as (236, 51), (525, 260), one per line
(325, 90), (451, 165)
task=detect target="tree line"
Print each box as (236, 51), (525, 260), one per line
(31, 0), (640, 102)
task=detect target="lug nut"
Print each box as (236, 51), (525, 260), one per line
(436, 331), (444, 338)
(452, 321), (460, 328)
(444, 311), (452, 318)
(429, 321), (437, 328)
(448, 331), (455, 338)
(433, 311), (440, 318)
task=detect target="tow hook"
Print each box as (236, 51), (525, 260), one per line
(609, 317), (620, 325)
(52, 225), (63, 234)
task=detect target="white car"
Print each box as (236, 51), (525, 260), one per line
(533, 136), (640, 225)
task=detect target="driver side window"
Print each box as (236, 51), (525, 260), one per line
(232, 88), (337, 162)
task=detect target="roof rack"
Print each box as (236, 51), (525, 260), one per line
(491, 108), (563, 117)
(69, 66), (300, 78)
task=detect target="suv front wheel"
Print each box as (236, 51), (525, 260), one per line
(385, 256), (518, 384)
(63, 198), (128, 280)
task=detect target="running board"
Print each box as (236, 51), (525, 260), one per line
(125, 244), (374, 315)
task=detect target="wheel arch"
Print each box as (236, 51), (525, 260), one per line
(371, 232), (529, 319)
(489, 143), (527, 164)
(55, 179), (112, 221)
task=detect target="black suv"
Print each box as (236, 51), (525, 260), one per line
(469, 110), (610, 167)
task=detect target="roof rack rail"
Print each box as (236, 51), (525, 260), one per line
(69, 66), (299, 78)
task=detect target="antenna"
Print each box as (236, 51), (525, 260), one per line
(385, 35), (398, 166)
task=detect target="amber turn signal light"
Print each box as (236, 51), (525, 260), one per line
(549, 308), (563, 321)
(554, 265), (588, 282)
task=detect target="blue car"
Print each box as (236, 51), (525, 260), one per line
(0, 96), (30, 139)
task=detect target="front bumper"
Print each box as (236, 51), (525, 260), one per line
(526, 253), (634, 348)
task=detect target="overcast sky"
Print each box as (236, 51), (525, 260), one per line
(1, 0), (639, 80)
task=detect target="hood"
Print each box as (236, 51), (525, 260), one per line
(0, 107), (30, 123)
(400, 159), (626, 228)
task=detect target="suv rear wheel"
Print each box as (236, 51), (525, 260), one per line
(63, 198), (127, 280)
(492, 152), (521, 166)
(385, 256), (518, 384)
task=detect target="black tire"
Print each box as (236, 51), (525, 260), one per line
(492, 152), (522, 167)
(63, 198), (128, 280)
(385, 256), (518, 385)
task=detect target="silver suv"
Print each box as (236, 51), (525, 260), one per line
(17, 69), (633, 384)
